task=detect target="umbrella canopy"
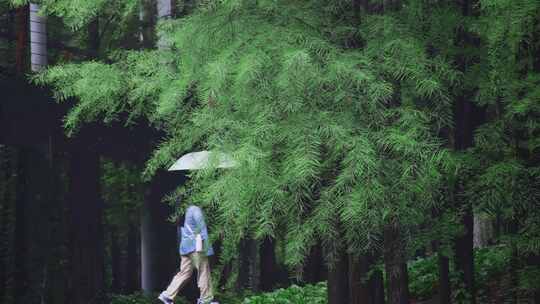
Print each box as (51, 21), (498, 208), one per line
(168, 150), (237, 171)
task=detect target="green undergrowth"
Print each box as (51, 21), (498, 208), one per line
(242, 282), (326, 304)
(109, 246), (539, 304)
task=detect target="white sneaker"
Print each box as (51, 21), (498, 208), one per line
(196, 299), (219, 304)
(158, 293), (173, 304)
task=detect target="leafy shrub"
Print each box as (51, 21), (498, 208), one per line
(474, 246), (510, 288)
(243, 282), (327, 304)
(109, 293), (190, 304)
(109, 293), (155, 304)
(408, 255), (438, 300)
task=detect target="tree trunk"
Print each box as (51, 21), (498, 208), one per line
(384, 224), (409, 304)
(68, 145), (105, 304)
(110, 227), (121, 293)
(140, 196), (158, 294)
(438, 252), (450, 304)
(303, 243), (326, 283)
(29, 3), (47, 72)
(431, 208), (451, 304)
(236, 237), (262, 292)
(531, 254), (540, 304)
(139, 0), (156, 48)
(349, 253), (375, 304)
(141, 171), (178, 294)
(0, 148), (7, 304)
(126, 222), (139, 293)
(473, 212), (493, 248)
(15, 5), (28, 75)
(87, 17), (100, 58)
(14, 148), (28, 304)
(0, 146), (17, 304)
(249, 239), (261, 292)
(452, 95), (477, 303)
(327, 248), (350, 304)
(371, 266), (385, 304)
(453, 206), (475, 304)
(260, 237), (280, 291)
(453, 0), (479, 292)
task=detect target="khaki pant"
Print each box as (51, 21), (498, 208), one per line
(163, 252), (214, 303)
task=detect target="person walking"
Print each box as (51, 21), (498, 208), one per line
(158, 205), (218, 304)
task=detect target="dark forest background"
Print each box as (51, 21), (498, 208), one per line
(1, 0), (540, 304)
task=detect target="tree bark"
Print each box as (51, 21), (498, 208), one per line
(141, 171), (178, 294)
(87, 18), (100, 58)
(29, 3), (47, 72)
(452, 0), (480, 295)
(110, 227), (121, 293)
(0, 146), (17, 304)
(531, 254), (540, 304)
(260, 237), (280, 291)
(140, 194), (158, 293)
(126, 222), (139, 293)
(349, 253), (376, 304)
(303, 243), (326, 283)
(431, 207), (451, 304)
(140, 0), (156, 48)
(384, 224), (410, 304)
(14, 148), (28, 304)
(67, 145), (105, 304)
(473, 212), (493, 248)
(236, 237), (263, 292)
(15, 5), (28, 75)
(327, 248), (350, 304)
(438, 252), (450, 304)
(453, 206), (475, 304)
(452, 95), (478, 304)
(371, 266), (385, 304)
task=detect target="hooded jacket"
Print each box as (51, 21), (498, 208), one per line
(179, 205), (214, 256)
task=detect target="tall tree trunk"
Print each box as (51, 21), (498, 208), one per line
(140, 0), (156, 48)
(431, 208), (451, 304)
(236, 238), (250, 290)
(384, 224), (409, 304)
(529, 253), (540, 304)
(140, 196), (158, 293)
(473, 212), (493, 248)
(126, 222), (139, 293)
(29, 3), (47, 72)
(141, 171), (178, 294)
(111, 227), (121, 293)
(68, 145), (105, 304)
(452, 0), (478, 299)
(435, 244), (450, 304)
(327, 248), (350, 304)
(87, 17), (100, 58)
(371, 266), (385, 304)
(236, 238), (262, 292)
(248, 239), (261, 292)
(453, 93), (477, 304)
(15, 5), (28, 75)
(0, 146), (17, 304)
(349, 253), (375, 304)
(0, 148), (7, 304)
(139, 1), (181, 295)
(303, 243), (326, 283)
(260, 237), (279, 291)
(13, 148), (28, 304)
(453, 205), (475, 304)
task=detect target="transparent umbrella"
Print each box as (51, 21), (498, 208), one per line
(168, 151), (237, 171)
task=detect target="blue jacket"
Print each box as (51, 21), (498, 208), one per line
(179, 205), (214, 256)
